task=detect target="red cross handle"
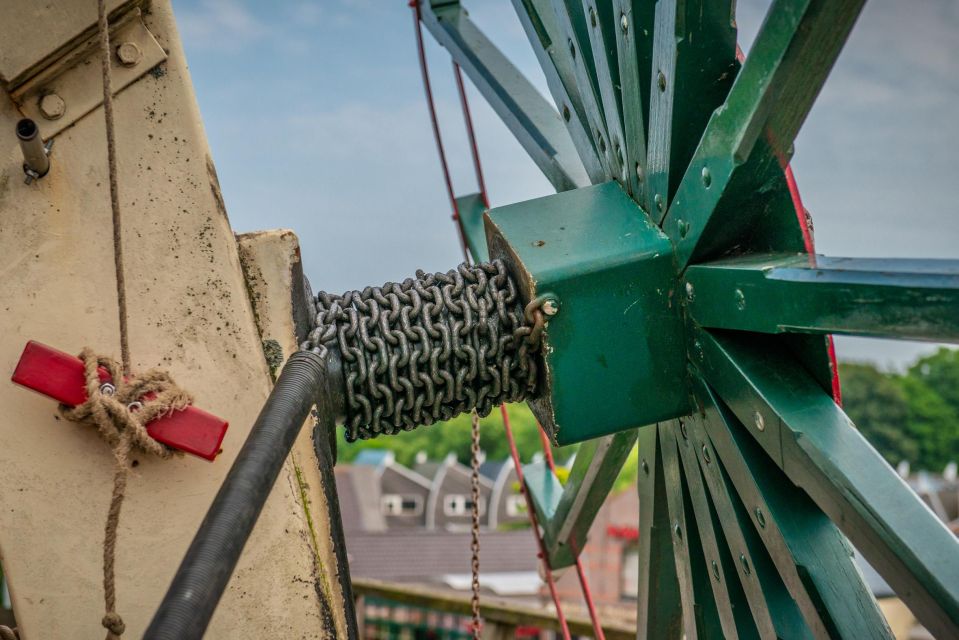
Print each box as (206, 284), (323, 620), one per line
(10, 341), (228, 461)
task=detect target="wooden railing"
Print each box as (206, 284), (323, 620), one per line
(352, 577), (635, 639)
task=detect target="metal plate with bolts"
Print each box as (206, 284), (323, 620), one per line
(12, 9), (167, 140)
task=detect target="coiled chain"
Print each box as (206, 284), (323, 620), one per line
(301, 260), (544, 441)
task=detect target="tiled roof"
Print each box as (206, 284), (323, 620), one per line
(345, 529), (538, 584)
(335, 465), (386, 533)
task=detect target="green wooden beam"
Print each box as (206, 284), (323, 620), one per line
(612, 0), (655, 206)
(455, 192), (488, 263)
(686, 254), (959, 342)
(662, 0), (865, 266)
(646, 0), (738, 221)
(511, 0), (607, 183)
(421, 1), (589, 191)
(695, 329), (959, 639)
(691, 375), (893, 639)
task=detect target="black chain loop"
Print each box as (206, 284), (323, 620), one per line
(302, 260), (543, 441)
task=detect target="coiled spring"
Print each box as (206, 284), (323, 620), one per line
(302, 260), (543, 441)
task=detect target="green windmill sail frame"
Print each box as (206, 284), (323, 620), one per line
(418, 0), (959, 638)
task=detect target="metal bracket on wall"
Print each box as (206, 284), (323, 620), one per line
(11, 8), (167, 140)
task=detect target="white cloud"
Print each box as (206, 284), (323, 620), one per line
(175, 0), (269, 50)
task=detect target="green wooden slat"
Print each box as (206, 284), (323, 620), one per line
(686, 254), (959, 342)
(544, 430), (637, 568)
(670, 421), (744, 639)
(549, 0), (615, 177)
(512, 0), (607, 183)
(659, 422), (724, 639)
(636, 424), (683, 640)
(687, 411), (802, 639)
(695, 329), (959, 639)
(646, 0), (738, 221)
(662, 0), (865, 266)
(420, 1), (590, 191)
(455, 192), (489, 263)
(691, 375), (893, 639)
(580, 0), (628, 184)
(612, 0), (655, 206)
(523, 459), (563, 525)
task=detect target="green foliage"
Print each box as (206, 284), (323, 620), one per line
(336, 403), (577, 467)
(840, 348), (959, 471)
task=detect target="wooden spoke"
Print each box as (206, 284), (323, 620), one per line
(662, 0), (865, 265)
(549, 0), (615, 177)
(646, 0), (738, 222)
(612, 0), (655, 206)
(512, 0), (607, 183)
(695, 329), (959, 639)
(686, 254), (959, 342)
(671, 420), (747, 639)
(580, 0), (629, 184)
(636, 424), (683, 639)
(691, 375), (893, 639)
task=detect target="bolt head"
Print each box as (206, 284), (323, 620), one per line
(39, 93), (65, 120)
(542, 299), (560, 316)
(754, 411), (765, 432)
(116, 41), (143, 67)
(685, 281), (695, 302)
(620, 13), (628, 33)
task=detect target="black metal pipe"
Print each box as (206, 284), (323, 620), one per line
(145, 350), (330, 639)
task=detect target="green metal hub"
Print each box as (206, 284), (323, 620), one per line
(486, 181), (686, 445)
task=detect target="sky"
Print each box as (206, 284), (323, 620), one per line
(172, 0), (959, 369)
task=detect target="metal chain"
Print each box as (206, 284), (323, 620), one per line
(469, 408), (482, 638)
(302, 260), (544, 441)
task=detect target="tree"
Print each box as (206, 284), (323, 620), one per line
(839, 362), (916, 466)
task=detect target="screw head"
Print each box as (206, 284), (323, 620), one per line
(679, 419), (688, 440)
(562, 104), (571, 122)
(589, 6), (597, 27)
(39, 93), (65, 120)
(701, 443), (711, 463)
(542, 299), (560, 316)
(740, 554), (751, 575)
(701, 166), (712, 187)
(685, 282), (695, 302)
(754, 411), (765, 432)
(657, 71), (667, 92)
(755, 507), (767, 528)
(635, 162), (644, 182)
(654, 193), (664, 212)
(711, 560), (720, 581)
(116, 41), (143, 67)
(734, 289), (746, 310)
(673, 523), (682, 540)
(620, 13), (628, 33)
(641, 458), (649, 475)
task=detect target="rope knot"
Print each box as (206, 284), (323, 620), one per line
(59, 348), (193, 459)
(102, 612), (125, 636)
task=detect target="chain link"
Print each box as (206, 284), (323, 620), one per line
(302, 260), (544, 441)
(469, 408), (482, 638)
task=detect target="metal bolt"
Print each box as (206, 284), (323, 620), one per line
(654, 193), (664, 212)
(674, 523), (682, 540)
(685, 282), (695, 302)
(735, 289), (746, 311)
(116, 41), (143, 67)
(679, 419), (688, 440)
(701, 166), (712, 188)
(589, 6), (597, 27)
(740, 554), (751, 575)
(533, 240), (546, 247)
(39, 93), (65, 120)
(562, 104), (571, 122)
(635, 162), (644, 183)
(657, 71), (666, 92)
(99, 382), (117, 397)
(542, 299), (560, 316)
(641, 458), (649, 475)
(754, 411), (765, 432)
(678, 219), (690, 238)
(755, 507), (766, 528)
(621, 13), (628, 33)
(701, 443), (711, 463)
(598, 133), (607, 154)
(711, 560), (720, 581)
(693, 339), (704, 362)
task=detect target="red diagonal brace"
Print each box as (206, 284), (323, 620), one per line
(11, 341), (228, 461)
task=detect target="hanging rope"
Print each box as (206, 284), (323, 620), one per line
(61, 349), (191, 639)
(0, 626), (17, 640)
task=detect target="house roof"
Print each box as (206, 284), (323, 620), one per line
(479, 460), (507, 482)
(345, 529), (539, 584)
(335, 465), (386, 533)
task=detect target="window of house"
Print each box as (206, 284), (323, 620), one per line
(381, 494), (422, 516)
(443, 494), (485, 516)
(505, 494), (527, 517)
(621, 543), (639, 600)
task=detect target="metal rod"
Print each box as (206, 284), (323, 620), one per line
(145, 350), (341, 639)
(16, 119), (50, 180)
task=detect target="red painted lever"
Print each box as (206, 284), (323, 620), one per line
(11, 341), (228, 461)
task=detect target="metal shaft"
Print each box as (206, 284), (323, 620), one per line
(145, 350), (339, 639)
(16, 119), (49, 178)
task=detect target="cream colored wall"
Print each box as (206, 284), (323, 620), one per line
(0, 2), (338, 637)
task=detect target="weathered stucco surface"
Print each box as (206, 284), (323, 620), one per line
(0, 2), (333, 637)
